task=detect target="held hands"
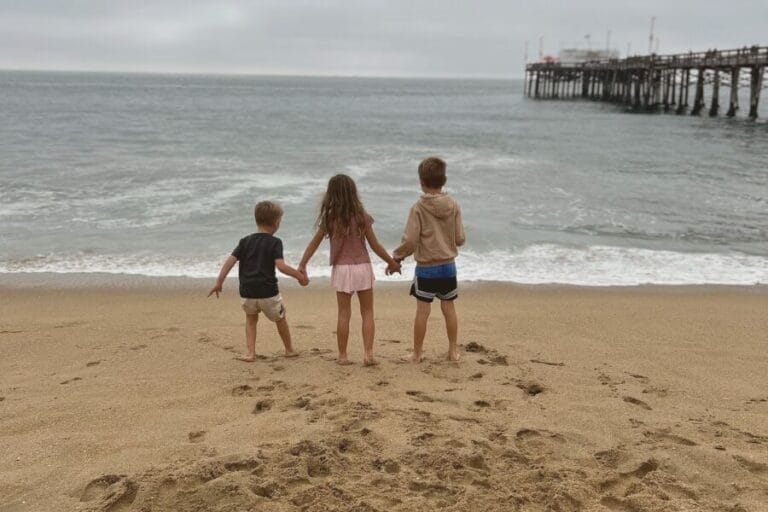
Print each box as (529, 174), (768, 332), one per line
(298, 267), (310, 287)
(385, 258), (402, 276)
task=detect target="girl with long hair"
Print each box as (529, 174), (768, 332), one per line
(298, 174), (400, 365)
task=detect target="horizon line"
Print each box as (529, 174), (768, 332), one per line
(0, 66), (524, 81)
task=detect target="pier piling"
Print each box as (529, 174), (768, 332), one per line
(526, 46), (767, 119)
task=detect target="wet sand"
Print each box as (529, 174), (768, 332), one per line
(1, 278), (767, 511)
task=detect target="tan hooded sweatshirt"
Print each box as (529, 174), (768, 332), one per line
(393, 193), (465, 266)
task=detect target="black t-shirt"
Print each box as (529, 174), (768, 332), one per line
(231, 233), (283, 298)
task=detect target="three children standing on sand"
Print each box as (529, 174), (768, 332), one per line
(209, 157), (465, 365)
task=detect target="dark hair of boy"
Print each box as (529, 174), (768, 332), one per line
(254, 201), (284, 226)
(418, 157), (447, 189)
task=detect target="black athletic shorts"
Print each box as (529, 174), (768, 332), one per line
(410, 276), (458, 303)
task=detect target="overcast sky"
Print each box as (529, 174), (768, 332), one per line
(1, 0), (766, 78)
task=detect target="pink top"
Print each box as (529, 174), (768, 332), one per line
(329, 214), (373, 266)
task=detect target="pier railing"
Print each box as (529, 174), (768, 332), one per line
(525, 46), (767, 118)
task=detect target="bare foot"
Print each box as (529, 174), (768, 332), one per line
(236, 354), (256, 363)
(402, 352), (425, 363)
(363, 356), (379, 366)
(284, 350), (299, 358)
(337, 354), (352, 365)
(447, 351), (461, 363)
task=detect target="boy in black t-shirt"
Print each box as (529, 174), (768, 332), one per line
(209, 201), (309, 362)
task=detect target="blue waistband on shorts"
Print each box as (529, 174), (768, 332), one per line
(415, 262), (457, 279)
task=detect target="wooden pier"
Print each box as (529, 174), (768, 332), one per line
(525, 46), (767, 118)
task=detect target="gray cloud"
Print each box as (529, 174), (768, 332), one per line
(0, 0), (766, 77)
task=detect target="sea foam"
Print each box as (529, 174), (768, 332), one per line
(1, 244), (765, 286)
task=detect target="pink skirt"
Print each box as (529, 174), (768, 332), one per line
(331, 263), (375, 294)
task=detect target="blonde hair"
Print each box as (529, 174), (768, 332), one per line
(254, 201), (283, 226)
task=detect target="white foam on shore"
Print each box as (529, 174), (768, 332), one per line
(1, 245), (766, 286)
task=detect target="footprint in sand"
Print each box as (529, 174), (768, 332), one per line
(257, 380), (287, 392)
(642, 386), (669, 397)
(406, 390), (435, 403)
(129, 344), (147, 351)
(253, 399), (274, 413)
(643, 429), (697, 446)
(476, 355), (508, 366)
(60, 377), (82, 385)
(597, 371), (625, 388)
(599, 459), (659, 508)
(516, 381), (545, 396)
(488, 430), (508, 444)
(188, 430), (206, 443)
(0, 397), (5, 402)
(594, 447), (629, 469)
(293, 397), (311, 409)
(514, 428), (566, 457)
(464, 342), (488, 353)
(372, 458), (400, 474)
(294, 324), (315, 330)
(231, 384), (254, 397)
(54, 321), (86, 329)
(628, 372), (650, 384)
(733, 455), (768, 475)
(86, 361), (101, 367)
(80, 474), (137, 510)
(470, 372), (484, 380)
(412, 432), (436, 445)
(622, 396), (652, 410)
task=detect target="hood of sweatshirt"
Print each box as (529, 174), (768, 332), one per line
(417, 193), (456, 219)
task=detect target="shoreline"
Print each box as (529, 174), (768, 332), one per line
(1, 271), (767, 293)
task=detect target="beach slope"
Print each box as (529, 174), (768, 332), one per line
(1, 281), (767, 511)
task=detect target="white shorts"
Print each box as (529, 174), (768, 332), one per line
(241, 294), (286, 322)
(331, 263), (375, 294)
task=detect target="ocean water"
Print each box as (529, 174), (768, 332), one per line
(1, 70), (767, 285)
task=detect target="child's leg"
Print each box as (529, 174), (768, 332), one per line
(336, 292), (353, 364)
(440, 299), (460, 362)
(410, 300), (431, 362)
(275, 317), (298, 357)
(357, 289), (376, 365)
(238, 313), (258, 362)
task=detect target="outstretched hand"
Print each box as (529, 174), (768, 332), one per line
(208, 284), (222, 298)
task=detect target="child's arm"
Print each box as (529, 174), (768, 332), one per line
(208, 255), (237, 298)
(298, 229), (325, 275)
(392, 207), (420, 262)
(276, 259), (310, 286)
(455, 206), (466, 247)
(364, 224), (401, 275)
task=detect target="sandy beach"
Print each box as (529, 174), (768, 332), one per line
(1, 277), (767, 511)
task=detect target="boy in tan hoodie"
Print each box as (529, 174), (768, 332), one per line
(393, 157), (466, 362)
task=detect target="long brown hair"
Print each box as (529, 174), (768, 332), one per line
(317, 174), (367, 238)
